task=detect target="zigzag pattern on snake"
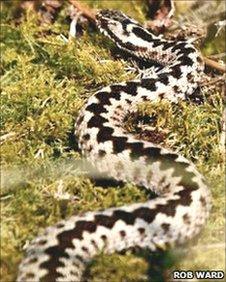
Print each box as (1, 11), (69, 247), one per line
(17, 10), (211, 282)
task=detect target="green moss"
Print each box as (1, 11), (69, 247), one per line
(1, 1), (224, 282)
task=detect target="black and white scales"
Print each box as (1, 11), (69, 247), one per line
(17, 10), (211, 282)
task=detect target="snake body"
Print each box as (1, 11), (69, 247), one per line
(17, 10), (211, 282)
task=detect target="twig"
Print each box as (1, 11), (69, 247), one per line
(210, 52), (226, 59)
(215, 19), (226, 37)
(68, 0), (96, 24)
(200, 76), (225, 87)
(204, 57), (226, 73)
(220, 108), (225, 152)
(0, 132), (16, 144)
(68, 11), (82, 39)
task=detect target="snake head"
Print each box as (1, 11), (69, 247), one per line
(96, 9), (140, 41)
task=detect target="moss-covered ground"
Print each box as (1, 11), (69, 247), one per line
(1, 1), (225, 281)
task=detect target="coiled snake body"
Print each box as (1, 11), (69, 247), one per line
(17, 10), (211, 282)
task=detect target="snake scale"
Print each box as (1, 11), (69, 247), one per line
(17, 10), (211, 282)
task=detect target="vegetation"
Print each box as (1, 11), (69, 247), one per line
(1, 1), (225, 281)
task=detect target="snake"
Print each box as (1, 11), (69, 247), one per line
(17, 9), (211, 282)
